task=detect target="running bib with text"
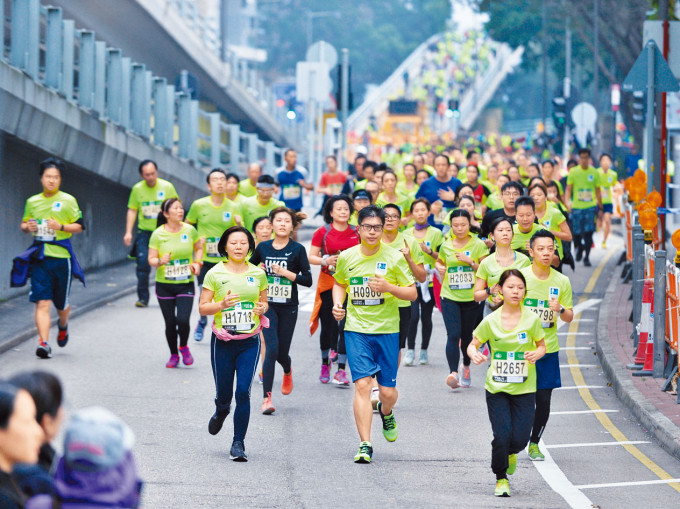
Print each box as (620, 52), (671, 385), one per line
(349, 276), (384, 306)
(222, 302), (255, 332)
(576, 189), (593, 202)
(267, 276), (292, 303)
(491, 351), (528, 383)
(601, 187), (610, 200)
(448, 266), (474, 290)
(34, 219), (56, 241)
(282, 185), (301, 200)
(141, 201), (162, 219)
(164, 259), (191, 281)
(205, 237), (220, 258)
(524, 298), (556, 328)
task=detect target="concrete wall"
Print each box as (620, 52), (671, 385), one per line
(0, 59), (208, 300)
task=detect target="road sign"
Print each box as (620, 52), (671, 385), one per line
(571, 102), (597, 147)
(296, 61), (331, 102)
(623, 40), (679, 93)
(306, 41), (338, 69)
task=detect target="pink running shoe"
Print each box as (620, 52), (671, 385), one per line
(333, 369), (350, 387)
(166, 354), (180, 368)
(179, 346), (194, 366)
(319, 363), (331, 383)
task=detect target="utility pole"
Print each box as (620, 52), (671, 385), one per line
(340, 48), (349, 174)
(660, 0), (669, 244)
(542, 0), (548, 130)
(562, 14), (572, 167)
(593, 0), (599, 113)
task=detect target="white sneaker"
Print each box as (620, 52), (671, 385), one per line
(419, 350), (428, 365)
(370, 387), (380, 411)
(404, 349), (415, 366)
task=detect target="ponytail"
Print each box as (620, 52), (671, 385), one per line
(156, 198), (181, 228)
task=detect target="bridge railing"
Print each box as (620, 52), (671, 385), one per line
(1, 0), (283, 174)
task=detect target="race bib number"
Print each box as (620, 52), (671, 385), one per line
(425, 263), (434, 283)
(222, 302), (255, 332)
(282, 185), (301, 200)
(349, 276), (384, 306)
(433, 207), (449, 225)
(267, 276), (292, 303)
(164, 259), (191, 281)
(329, 183), (344, 195)
(34, 219), (56, 241)
(524, 298), (555, 328)
(576, 188), (593, 203)
(491, 351), (528, 383)
(601, 187), (610, 200)
(448, 266), (474, 290)
(141, 201), (161, 219)
(205, 237), (220, 258)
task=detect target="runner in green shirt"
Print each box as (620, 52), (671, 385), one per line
(199, 226), (268, 462)
(511, 196), (547, 260)
(20, 158), (84, 359)
(565, 148), (602, 267)
(597, 153), (617, 249)
(521, 229), (574, 462)
(436, 209), (489, 389)
(185, 169), (243, 341)
(467, 268), (546, 498)
(148, 198), (202, 369)
(238, 162), (262, 198)
(332, 205), (416, 464)
(240, 175), (284, 232)
(529, 182), (572, 269)
(124, 159), (178, 307)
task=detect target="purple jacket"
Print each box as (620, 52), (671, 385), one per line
(26, 452), (140, 509)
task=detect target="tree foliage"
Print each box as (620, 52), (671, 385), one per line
(258, 0), (451, 101)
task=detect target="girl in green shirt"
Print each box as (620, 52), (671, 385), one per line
(529, 183), (572, 269)
(467, 269), (546, 498)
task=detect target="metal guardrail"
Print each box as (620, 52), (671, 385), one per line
(1, 0), (284, 173)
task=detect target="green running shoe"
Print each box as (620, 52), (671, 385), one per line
(528, 442), (545, 461)
(507, 453), (517, 475)
(377, 402), (398, 442)
(494, 478), (510, 497)
(354, 441), (373, 463)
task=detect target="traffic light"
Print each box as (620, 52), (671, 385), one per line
(286, 99), (296, 120)
(552, 96), (567, 133)
(632, 91), (646, 123)
(447, 99), (460, 118)
(335, 64), (353, 110)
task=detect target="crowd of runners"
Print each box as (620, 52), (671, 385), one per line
(13, 141), (622, 496)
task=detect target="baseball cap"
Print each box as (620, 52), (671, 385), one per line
(353, 190), (371, 201)
(64, 407), (135, 472)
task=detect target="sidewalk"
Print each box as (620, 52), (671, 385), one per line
(597, 251), (680, 461)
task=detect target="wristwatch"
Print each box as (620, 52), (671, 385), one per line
(485, 287), (491, 295)
(559, 306), (566, 315)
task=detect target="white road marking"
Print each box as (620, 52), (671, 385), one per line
(559, 364), (598, 368)
(561, 347), (593, 350)
(530, 440), (595, 508)
(551, 409), (619, 415)
(545, 441), (650, 449)
(557, 299), (602, 330)
(576, 478), (680, 490)
(554, 385), (605, 390)
(558, 332), (593, 336)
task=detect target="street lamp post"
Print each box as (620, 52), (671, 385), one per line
(305, 10), (341, 49)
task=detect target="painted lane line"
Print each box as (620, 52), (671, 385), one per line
(545, 441), (650, 449)
(554, 385), (604, 390)
(551, 409), (619, 415)
(559, 364), (597, 368)
(530, 440), (595, 508)
(558, 332), (592, 336)
(556, 298), (602, 331)
(576, 478), (680, 490)
(561, 347), (593, 350)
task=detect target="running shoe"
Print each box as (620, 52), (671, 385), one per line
(258, 371), (263, 384)
(57, 323), (68, 347)
(229, 440), (247, 462)
(179, 346), (194, 366)
(575, 248), (583, 262)
(194, 320), (206, 342)
(35, 340), (52, 359)
(403, 349), (415, 366)
(354, 441), (373, 464)
(377, 402), (398, 442)
(262, 393), (275, 415)
(419, 350), (428, 365)
(319, 363), (331, 384)
(583, 257), (592, 267)
(507, 453), (517, 475)
(281, 370), (293, 395)
(528, 442), (545, 461)
(208, 410), (229, 435)
(166, 354), (180, 368)
(494, 478), (510, 497)
(461, 366), (471, 388)
(370, 387), (380, 411)
(446, 372), (460, 389)
(602, 242), (607, 249)
(135, 300), (148, 308)
(333, 369), (350, 387)
(329, 349), (338, 363)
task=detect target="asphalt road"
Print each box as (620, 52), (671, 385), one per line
(3, 233), (680, 508)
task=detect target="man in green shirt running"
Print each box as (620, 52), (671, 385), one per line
(332, 205), (416, 464)
(240, 175), (284, 232)
(20, 158), (84, 358)
(124, 160), (178, 307)
(238, 162), (262, 198)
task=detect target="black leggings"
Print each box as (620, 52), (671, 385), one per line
(530, 388), (553, 444)
(398, 306), (412, 349)
(319, 289), (346, 356)
(441, 298), (483, 372)
(261, 305), (297, 396)
(156, 282), (195, 355)
(407, 285), (435, 350)
(573, 232), (594, 259)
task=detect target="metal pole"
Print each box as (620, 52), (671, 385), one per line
(542, 0), (548, 130)
(593, 0), (599, 113)
(653, 250), (667, 378)
(341, 48), (349, 174)
(661, 0), (670, 244)
(562, 15), (572, 168)
(632, 229), (645, 348)
(646, 40), (656, 194)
